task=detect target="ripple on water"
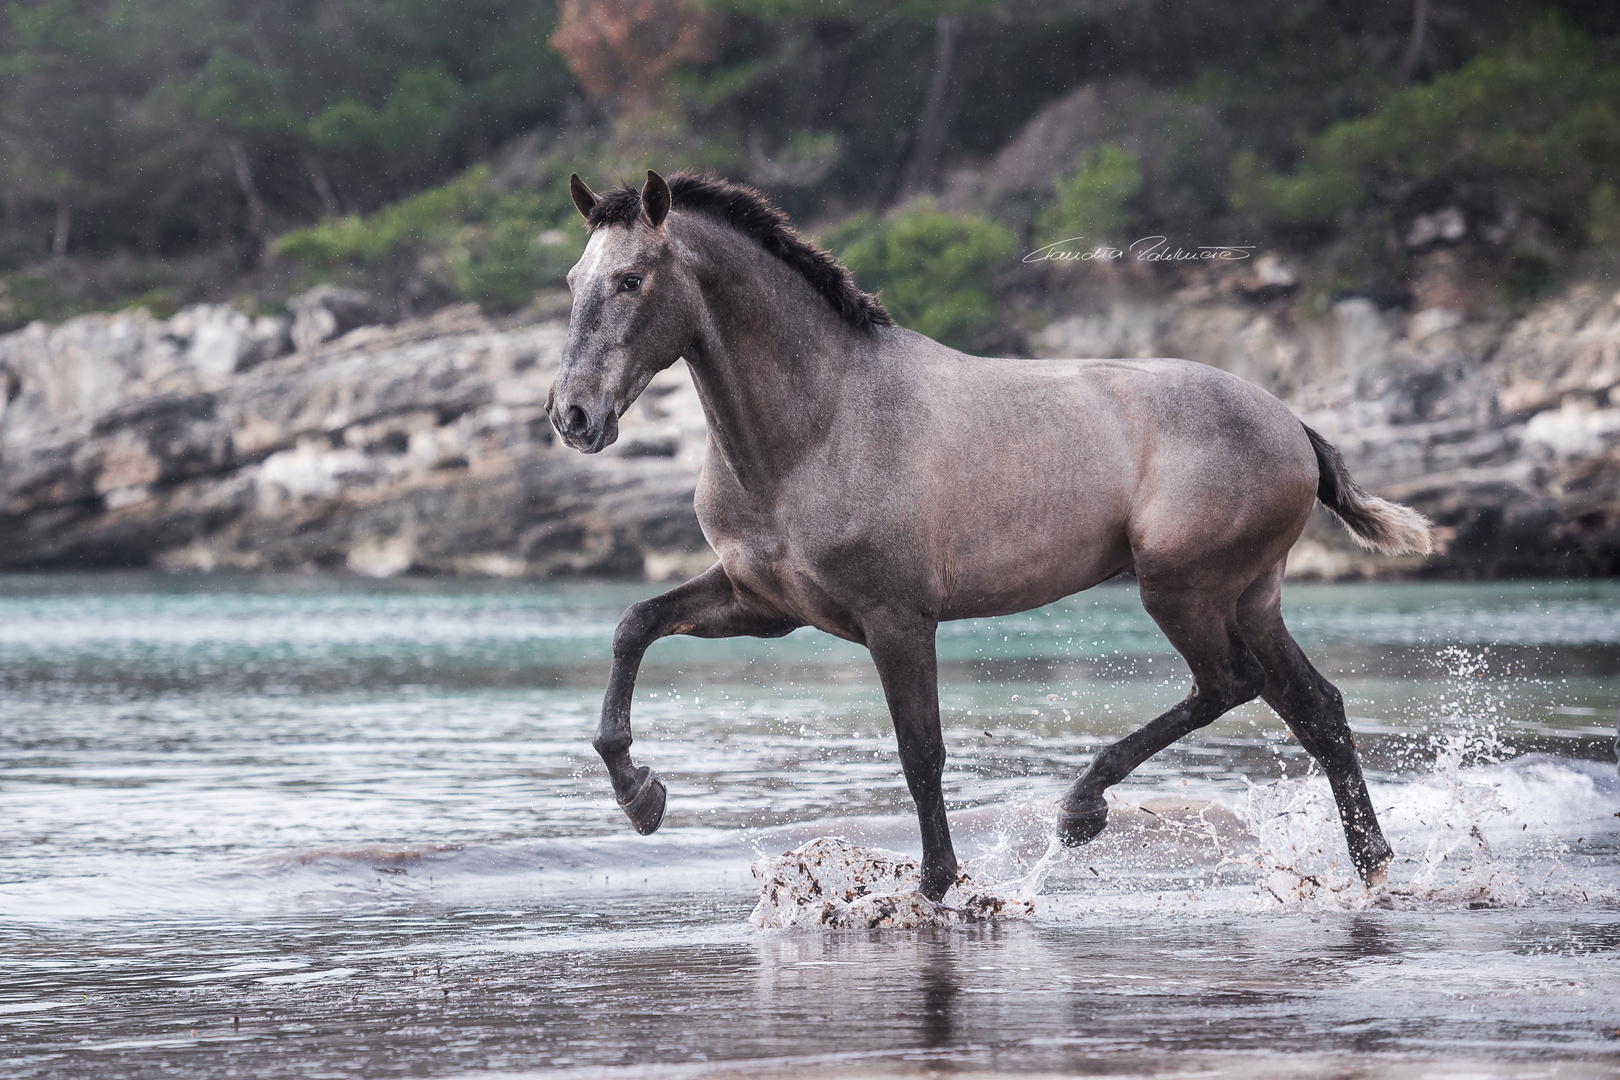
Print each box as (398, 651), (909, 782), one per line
(0, 576), (1616, 1077)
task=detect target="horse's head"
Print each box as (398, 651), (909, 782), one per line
(549, 170), (692, 453)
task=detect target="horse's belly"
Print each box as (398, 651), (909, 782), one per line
(936, 509), (1134, 620)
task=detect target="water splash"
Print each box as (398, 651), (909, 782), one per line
(1227, 777), (1366, 909)
(1210, 645), (1610, 911)
(748, 837), (1035, 929)
(994, 836), (1069, 902)
(743, 644), (1615, 928)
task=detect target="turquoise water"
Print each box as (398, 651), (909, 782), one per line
(3, 576), (1619, 679)
(0, 575), (1616, 1077)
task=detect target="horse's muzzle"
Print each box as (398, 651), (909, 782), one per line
(550, 399), (619, 453)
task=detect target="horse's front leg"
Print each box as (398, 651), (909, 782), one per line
(596, 563), (801, 835)
(866, 618), (958, 903)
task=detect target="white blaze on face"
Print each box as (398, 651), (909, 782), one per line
(569, 229), (611, 292)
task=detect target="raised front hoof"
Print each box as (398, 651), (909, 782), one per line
(1056, 796), (1108, 847)
(617, 767), (667, 836)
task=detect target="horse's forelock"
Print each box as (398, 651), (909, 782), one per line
(583, 185), (645, 230)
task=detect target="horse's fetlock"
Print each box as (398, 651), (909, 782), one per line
(593, 731), (631, 760)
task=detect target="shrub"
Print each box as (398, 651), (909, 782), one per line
(441, 192), (583, 312)
(273, 166), (583, 311)
(823, 199), (1015, 350)
(1591, 183), (1620, 249)
(273, 169), (490, 266)
(1037, 144), (1141, 244)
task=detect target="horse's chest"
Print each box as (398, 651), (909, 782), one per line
(695, 487), (867, 641)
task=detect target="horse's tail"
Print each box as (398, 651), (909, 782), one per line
(1303, 424), (1433, 556)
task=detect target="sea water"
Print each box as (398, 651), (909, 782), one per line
(0, 574), (1616, 1076)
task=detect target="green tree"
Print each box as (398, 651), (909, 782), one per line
(1231, 16), (1620, 235)
(0, 0), (574, 262)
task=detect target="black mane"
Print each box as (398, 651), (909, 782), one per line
(585, 171), (894, 332)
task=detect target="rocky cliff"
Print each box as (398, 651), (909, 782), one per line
(0, 295), (712, 578)
(2, 283), (1618, 579)
(1035, 284), (1620, 578)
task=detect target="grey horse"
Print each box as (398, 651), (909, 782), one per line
(549, 169), (1432, 902)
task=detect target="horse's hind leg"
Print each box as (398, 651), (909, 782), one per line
(1058, 582), (1267, 845)
(595, 563), (801, 834)
(1235, 564), (1394, 886)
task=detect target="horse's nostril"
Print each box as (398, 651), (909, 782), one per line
(564, 405), (589, 435)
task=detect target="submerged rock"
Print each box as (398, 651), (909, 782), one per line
(748, 837), (1035, 930)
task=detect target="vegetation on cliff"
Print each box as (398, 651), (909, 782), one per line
(2, 1), (1618, 334)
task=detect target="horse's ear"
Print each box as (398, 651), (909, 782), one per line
(641, 170), (671, 229)
(570, 173), (597, 219)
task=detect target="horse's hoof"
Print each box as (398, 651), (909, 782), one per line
(1056, 796), (1108, 847)
(617, 767), (666, 835)
(919, 862), (957, 904)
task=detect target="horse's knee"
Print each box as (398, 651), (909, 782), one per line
(611, 600), (661, 659)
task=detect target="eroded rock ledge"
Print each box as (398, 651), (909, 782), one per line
(1035, 284), (1620, 578)
(0, 302), (712, 578)
(2, 284), (1618, 579)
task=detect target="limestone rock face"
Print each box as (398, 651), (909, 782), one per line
(1034, 286), (1620, 577)
(0, 303), (713, 577)
(3, 283), (1619, 580)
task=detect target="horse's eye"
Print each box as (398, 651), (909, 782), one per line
(618, 274), (642, 292)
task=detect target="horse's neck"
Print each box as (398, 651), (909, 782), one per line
(682, 234), (867, 493)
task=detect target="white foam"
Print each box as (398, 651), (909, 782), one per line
(748, 837), (1035, 929)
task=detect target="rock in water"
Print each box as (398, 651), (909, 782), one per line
(748, 837), (1034, 930)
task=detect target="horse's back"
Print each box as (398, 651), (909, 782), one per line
(910, 346), (1316, 505)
